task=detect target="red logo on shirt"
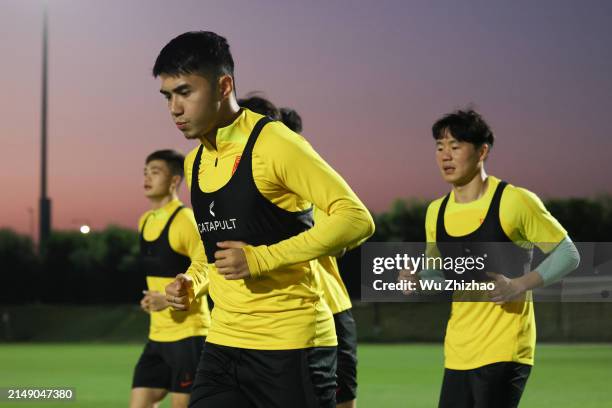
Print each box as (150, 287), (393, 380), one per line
(232, 155), (242, 175)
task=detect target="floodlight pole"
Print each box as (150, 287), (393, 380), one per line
(39, 0), (51, 254)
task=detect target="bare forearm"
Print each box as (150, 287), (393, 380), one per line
(515, 270), (544, 292)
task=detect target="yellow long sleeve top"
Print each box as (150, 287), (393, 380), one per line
(184, 109), (374, 349)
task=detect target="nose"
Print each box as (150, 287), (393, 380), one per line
(438, 147), (452, 161)
(169, 96), (184, 117)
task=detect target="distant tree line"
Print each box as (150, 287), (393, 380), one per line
(371, 195), (612, 243)
(1, 196), (611, 304)
(0, 226), (141, 304)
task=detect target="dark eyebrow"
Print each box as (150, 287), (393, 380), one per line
(159, 84), (191, 96)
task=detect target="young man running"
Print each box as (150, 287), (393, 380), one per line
(131, 149), (211, 408)
(401, 109), (580, 408)
(153, 32), (374, 408)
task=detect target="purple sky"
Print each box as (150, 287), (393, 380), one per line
(1, 0), (611, 237)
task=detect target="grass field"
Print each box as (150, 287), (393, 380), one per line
(0, 343), (610, 407)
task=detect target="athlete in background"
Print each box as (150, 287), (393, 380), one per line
(400, 109), (579, 407)
(239, 95), (359, 408)
(131, 149), (210, 408)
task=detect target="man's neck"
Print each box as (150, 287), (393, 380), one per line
(452, 169), (489, 203)
(201, 101), (242, 150)
(149, 193), (177, 210)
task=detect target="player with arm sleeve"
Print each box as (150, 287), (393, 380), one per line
(413, 109), (579, 408)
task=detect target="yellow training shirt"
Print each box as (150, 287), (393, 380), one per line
(425, 176), (566, 369)
(184, 109), (374, 349)
(313, 208), (352, 315)
(139, 198), (210, 342)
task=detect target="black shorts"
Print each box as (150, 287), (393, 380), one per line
(189, 342), (337, 408)
(132, 336), (205, 394)
(438, 362), (532, 408)
(334, 309), (358, 403)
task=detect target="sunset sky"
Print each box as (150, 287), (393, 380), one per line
(1, 0), (611, 237)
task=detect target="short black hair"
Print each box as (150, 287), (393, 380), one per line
(432, 109), (494, 147)
(146, 149), (185, 179)
(280, 108), (303, 133)
(153, 31), (235, 87)
(238, 93), (281, 120)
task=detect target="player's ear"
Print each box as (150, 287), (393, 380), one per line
(170, 175), (182, 192)
(217, 74), (234, 100)
(479, 143), (490, 162)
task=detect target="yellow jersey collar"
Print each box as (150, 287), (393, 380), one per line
(202, 108), (247, 151)
(150, 198), (182, 218)
(450, 176), (500, 205)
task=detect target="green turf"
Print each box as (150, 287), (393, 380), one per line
(358, 344), (612, 407)
(0, 343), (609, 407)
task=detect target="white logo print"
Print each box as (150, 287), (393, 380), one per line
(198, 200), (237, 233)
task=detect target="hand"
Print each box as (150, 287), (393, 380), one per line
(214, 241), (251, 280)
(140, 292), (151, 313)
(165, 274), (194, 311)
(487, 272), (526, 305)
(143, 290), (168, 312)
(397, 268), (419, 296)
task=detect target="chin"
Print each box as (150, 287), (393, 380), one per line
(182, 130), (199, 140)
(144, 190), (160, 198)
(440, 172), (456, 184)
(442, 173), (463, 185)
